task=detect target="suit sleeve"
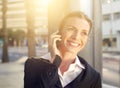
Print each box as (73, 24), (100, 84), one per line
(24, 55), (62, 88)
(24, 59), (40, 88)
(93, 73), (102, 88)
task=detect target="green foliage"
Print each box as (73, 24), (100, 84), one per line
(8, 29), (26, 41)
(15, 29), (26, 41)
(8, 29), (15, 39)
(0, 29), (26, 39)
(0, 30), (3, 38)
(0, 32), (2, 38)
(8, 29), (26, 46)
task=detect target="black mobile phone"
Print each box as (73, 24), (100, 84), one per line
(56, 31), (61, 47)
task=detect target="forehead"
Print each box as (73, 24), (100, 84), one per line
(63, 17), (90, 29)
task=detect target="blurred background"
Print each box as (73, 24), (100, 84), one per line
(0, 0), (120, 88)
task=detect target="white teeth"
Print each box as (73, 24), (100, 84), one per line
(69, 42), (79, 47)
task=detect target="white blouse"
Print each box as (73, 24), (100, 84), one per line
(58, 56), (85, 87)
(41, 53), (85, 87)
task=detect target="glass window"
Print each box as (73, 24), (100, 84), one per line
(114, 12), (120, 20)
(102, 0), (120, 4)
(113, 0), (120, 2)
(102, 1), (120, 87)
(103, 14), (111, 21)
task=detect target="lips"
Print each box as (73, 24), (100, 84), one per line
(67, 40), (80, 47)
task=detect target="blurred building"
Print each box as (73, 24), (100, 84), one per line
(0, 0), (48, 46)
(102, 0), (120, 51)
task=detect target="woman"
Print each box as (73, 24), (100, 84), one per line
(24, 11), (101, 88)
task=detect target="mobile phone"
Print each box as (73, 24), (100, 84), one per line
(56, 31), (61, 47)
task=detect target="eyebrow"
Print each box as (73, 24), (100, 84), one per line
(63, 25), (77, 30)
(64, 25), (89, 31)
(82, 29), (89, 32)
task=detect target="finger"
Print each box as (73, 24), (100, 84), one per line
(51, 30), (59, 35)
(49, 34), (61, 41)
(54, 38), (61, 44)
(50, 32), (61, 38)
(50, 34), (61, 39)
(49, 34), (61, 44)
(48, 36), (61, 48)
(53, 38), (61, 46)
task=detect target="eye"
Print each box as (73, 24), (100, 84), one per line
(81, 31), (88, 36)
(65, 27), (75, 32)
(66, 27), (74, 31)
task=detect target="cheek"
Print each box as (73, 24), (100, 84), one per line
(61, 32), (71, 40)
(61, 35), (67, 44)
(82, 38), (88, 45)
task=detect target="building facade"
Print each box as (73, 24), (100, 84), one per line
(0, 0), (48, 46)
(102, 0), (120, 51)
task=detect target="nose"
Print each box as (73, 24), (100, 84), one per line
(71, 30), (80, 40)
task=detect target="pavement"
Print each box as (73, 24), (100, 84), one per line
(0, 61), (24, 88)
(0, 56), (119, 88)
(103, 84), (119, 88)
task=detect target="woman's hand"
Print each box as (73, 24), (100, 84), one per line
(48, 31), (62, 63)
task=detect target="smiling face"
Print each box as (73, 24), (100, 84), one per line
(59, 17), (90, 55)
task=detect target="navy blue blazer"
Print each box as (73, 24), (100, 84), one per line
(24, 55), (101, 88)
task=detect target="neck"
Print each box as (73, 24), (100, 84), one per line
(59, 47), (76, 62)
(58, 47), (77, 75)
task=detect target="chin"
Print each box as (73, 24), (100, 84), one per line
(65, 47), (79, 54)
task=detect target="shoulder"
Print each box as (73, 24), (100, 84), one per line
(24, 55), (62, 74)
(24, 56), (62, 88)
(25, 57), (51, 67)
(78, 56), (100, 73)
(78, 56), (101, 87)
(78, 56), (101, 81)
(24, 57), (57, 74)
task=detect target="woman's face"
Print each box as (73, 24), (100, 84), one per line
(60, 17), (90, 54)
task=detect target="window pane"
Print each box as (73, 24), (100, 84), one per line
(114, 12), (120, 20)
(103, 14), (110, 21)
(102, 0), (120, 87)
